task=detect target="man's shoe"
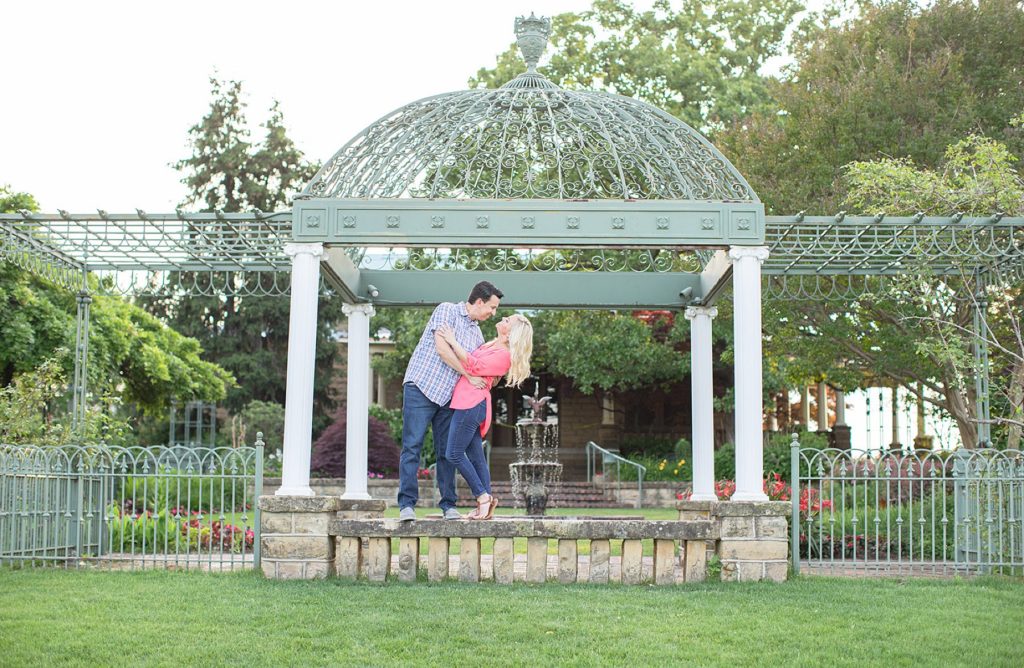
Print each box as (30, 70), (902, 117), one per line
(442, 508), (462, 520)
(399, 507), (416, 522)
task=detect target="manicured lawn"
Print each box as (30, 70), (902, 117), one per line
(1, 569), (1021, 666)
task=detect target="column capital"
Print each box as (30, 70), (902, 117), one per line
(283, 242), (326, 260)
(728, 246), (770, 264)
(342, 302), (376, 318)
(684, 305), (719, 321)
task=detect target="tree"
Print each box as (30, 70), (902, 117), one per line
(147, 78), (342, 431)
(471, 0), (804, 131)
(718, 0), (1024, 213)
(0, 186), (233, 443)
(712, 0), (1024, 447)
(310, 410), (401, 478)
(532, 310), (689, 394)
(766, 134), (1024, 448)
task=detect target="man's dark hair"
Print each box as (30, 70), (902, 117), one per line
(467, 280), (503, 304)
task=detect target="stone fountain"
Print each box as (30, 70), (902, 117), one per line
(508, 388), (562, 515)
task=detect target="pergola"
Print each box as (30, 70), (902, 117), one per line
(3, 16), (1022, 504)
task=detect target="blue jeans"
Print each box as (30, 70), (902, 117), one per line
(398, 383), (457, 511)
(446, 400), (491, 498)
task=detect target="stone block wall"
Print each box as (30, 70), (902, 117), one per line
(677, 500), (790, 583)
(259, 478), (434, 505)
(558, 390), (607, 451)
(598, 481), (683, 508)
(258, 496), (386, 579)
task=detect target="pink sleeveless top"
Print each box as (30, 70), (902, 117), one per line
(450, 343), (511, 436)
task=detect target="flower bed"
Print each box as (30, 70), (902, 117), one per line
(106, 503), (254, 554)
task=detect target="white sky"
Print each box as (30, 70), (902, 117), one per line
(1, 1), (621, 212)
(2, 0), (827, 213)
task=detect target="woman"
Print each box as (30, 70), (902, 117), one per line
(438, 314), (533, 520)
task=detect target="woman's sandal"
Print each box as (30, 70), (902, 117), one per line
(484, 495), (498, 520)
(470, 494), (494, 521)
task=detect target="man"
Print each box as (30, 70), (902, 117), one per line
(398, 281), (503, 521)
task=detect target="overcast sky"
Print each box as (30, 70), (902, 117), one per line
(1, 1), (623, 212)
(3, 0), (828, 213)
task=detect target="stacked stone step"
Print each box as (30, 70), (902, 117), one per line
(456, 480), (619, 509)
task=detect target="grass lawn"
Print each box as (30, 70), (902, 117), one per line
(1, 569), (1021, 666)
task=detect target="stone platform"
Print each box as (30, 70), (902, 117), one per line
(258, 497), (790, 584)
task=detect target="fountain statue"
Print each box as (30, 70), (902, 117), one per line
(508, 385), (562, 515)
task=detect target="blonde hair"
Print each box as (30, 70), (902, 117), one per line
(505, 314), (533, 388)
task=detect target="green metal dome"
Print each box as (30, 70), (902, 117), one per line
(303, 15), (757, 202)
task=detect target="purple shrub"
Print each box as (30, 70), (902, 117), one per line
(310, 409), (401, 478)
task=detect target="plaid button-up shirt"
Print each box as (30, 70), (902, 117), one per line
(403, 302), (484, 406)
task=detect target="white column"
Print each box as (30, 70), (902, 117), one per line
(729, 246), (770, 501)
(276, 242), (325, 496)
(377, 369), (387, 409)
(800, 385), (811, 427)
(817, 380), (828, 430)
(601, 393), (616, 425)
(342, 303), (376, 500)
(685, 305), (718, 501)
(367, 352), (375, 405)
(835, 389), (847, 426)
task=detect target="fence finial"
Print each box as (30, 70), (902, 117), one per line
(255, 431), (265, 448)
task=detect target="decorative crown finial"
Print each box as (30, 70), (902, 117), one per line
(515, 13), (551, 74)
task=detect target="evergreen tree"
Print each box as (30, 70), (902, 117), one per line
(147, 78), (342, 431)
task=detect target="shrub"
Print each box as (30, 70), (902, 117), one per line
(369, 405), (402, 444)
(106, 505), (254, 554)
(714, 443), (736, 480)
(122, 468), (246, 513)
(310, 409), (400, 478)
(106, 506), (182, 553)
(619, 434), (680, 458)
(369, 404), (435, 467)
(180, 517), (254, 553)
(765, 431), (830, 483)
(239, 400), (285, 451)
(613, 454), (690, 482)
(767, 430), (829, 451)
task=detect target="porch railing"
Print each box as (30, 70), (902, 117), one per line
(585, 441), (646, 509)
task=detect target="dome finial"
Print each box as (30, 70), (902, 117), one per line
(515, 13), (551, 74)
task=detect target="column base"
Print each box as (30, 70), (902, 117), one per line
(340, 491), (373, 500)
(259, 495), (339, 580)
(275, 485), (314, 496)
(688, 494), (719, 502)
(730, 492), (768, 502)
(708, 500), (789, 583)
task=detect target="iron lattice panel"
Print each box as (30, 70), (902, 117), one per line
(304, 87), (757, 202)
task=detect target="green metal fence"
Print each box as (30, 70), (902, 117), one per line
(1, 442), (263, 571)
(790, 441), (1023, 576)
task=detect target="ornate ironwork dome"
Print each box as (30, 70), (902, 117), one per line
(303, 15), (757, 202)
